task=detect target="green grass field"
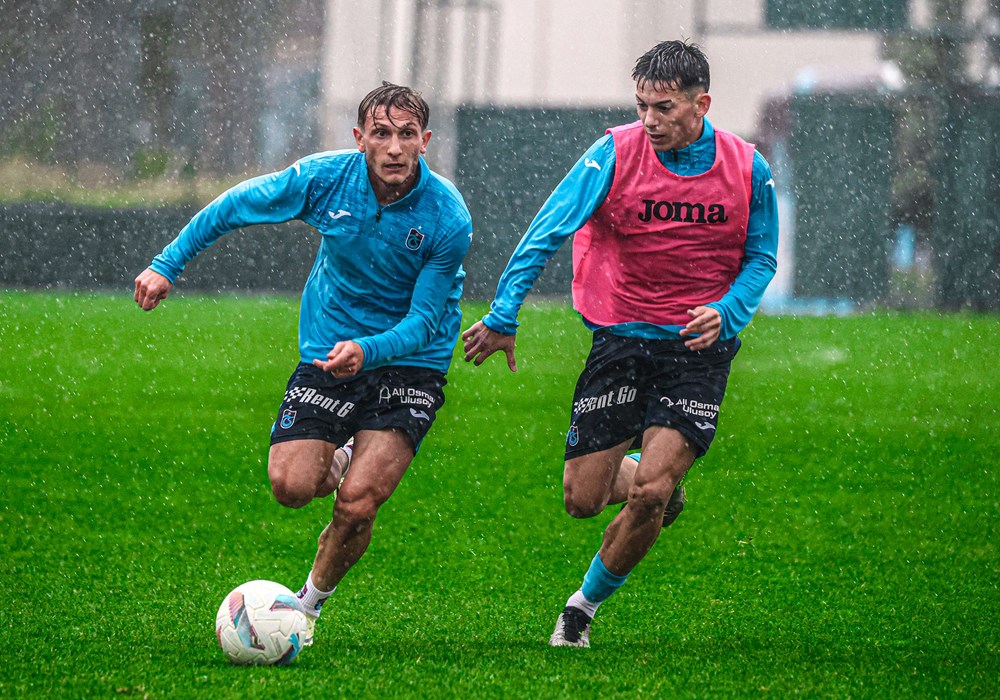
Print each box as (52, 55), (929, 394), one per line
(1, 290), (997, 698)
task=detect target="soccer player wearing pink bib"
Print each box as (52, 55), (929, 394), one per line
(462, 40), (778, 647)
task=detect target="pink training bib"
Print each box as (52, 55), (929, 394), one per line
(572, 121), (755, 326)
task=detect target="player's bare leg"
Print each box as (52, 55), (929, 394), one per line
(598, 426), (694, 574)
(292, 429), (414, 644)
(314, 439), (354, 498)
(549, 439), (630, 647)
(561, 438), (633, 519)
(607, 449), (685, 526)
(268, 439), (338, 508)
(550, 426), (694, 647)
(608, 452), (637, 505)
(268, 439), (353, 506)
(309, 429), (414, 590)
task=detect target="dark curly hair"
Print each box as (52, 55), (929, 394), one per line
(632, 40), (710, 93)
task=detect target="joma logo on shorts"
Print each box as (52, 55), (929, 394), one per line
(638, 199), (728, 224)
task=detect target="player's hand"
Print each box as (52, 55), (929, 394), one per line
(461, 321), (518, 372)
(680, 306), (722, 350)
(313, 341), (365, 377)
(134, 268), (172, 311)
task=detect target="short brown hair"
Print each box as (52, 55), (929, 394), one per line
(357, 81), (430, 130)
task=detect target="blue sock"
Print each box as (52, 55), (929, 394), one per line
(581, 552), (630, 604)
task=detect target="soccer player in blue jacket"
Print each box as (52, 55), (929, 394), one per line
(463, 41), (778, 647)
(134, 82), (473, 646)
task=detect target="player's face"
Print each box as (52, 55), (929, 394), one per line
(635, 80), (711, 152)
(354, 105), (431, 201)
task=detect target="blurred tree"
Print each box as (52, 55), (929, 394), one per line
(0, 0), (319, 177)
(139, 11), (179, 149)
(0, 0), (141, 168)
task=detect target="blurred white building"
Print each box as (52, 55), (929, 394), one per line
(320, 0), (994, 148)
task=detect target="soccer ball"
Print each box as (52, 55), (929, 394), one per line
(215, 580), (308, 665)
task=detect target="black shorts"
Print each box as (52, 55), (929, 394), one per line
(564, 330), (741, 460)
(270, 363), (447, 452)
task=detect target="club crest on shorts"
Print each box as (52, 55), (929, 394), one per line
(280, 409), (297, 429)
(405, 228), (424, 251)
(567, 424), (580, 447)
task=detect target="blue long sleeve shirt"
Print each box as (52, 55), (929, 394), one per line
(150, 151), (474, 373)
(482, 118), (778, 341)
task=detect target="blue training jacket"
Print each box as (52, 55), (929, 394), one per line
(482, 118), (778, 341)
(150, 150), (474, 373)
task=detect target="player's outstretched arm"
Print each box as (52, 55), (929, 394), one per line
(461, 321), (518, 372)
(134, 268), (173, 311)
